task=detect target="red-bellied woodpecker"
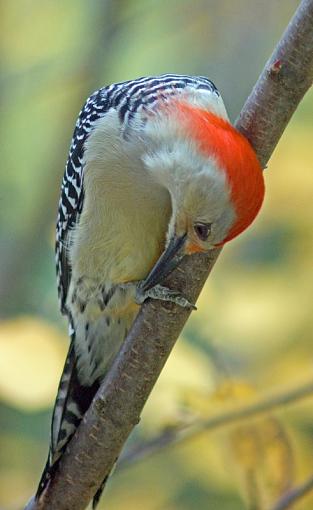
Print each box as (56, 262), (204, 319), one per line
(35, 74), (265, 507)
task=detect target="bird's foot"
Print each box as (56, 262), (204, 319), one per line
(135, 283), (196, 310)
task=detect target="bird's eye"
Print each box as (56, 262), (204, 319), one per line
(194, 222), (212, 241)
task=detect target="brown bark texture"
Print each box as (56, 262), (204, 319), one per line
(26, 0), (313, 508)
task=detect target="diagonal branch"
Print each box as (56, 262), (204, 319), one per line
(270, 475), (313, 510)
(27, 1), (313, 508)
(117, 378), (313, 471)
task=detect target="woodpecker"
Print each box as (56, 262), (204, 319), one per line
(36, 74), (264, 507)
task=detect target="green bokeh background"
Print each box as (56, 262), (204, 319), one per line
(1, 1), (313, 509)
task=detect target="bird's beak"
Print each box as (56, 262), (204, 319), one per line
(141, 233), (187, 291)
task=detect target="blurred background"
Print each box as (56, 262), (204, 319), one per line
(1, 1), (313, 509)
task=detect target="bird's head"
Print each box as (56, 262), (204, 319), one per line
(141, 98), (265, 288)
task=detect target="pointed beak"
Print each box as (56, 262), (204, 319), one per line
(141, 233), (187, 291)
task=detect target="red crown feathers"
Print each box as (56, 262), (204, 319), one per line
(171, 101), (265, 244)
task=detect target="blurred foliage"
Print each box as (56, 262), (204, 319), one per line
(1, 1), (313, 509)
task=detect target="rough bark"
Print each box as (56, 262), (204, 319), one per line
(26, 1), (313, 508)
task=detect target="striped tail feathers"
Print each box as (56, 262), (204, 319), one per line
(35, 311), (133, 506)
(51, 344), (100, 459)
(51, 342), (77, 457)
(36, 342), (100, 500)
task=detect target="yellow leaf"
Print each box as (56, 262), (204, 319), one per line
(213, 379), (295, 508)
(260, 417), (294, 502)
(181, 379), (257, 419)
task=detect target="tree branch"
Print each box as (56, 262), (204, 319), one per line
(117, 378), (313, 471)
(27, 1), (313, 508)
(271, 475), (313, 510)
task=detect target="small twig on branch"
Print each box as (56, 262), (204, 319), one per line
(271, 475), (313, 510)
(118, 379), (313, 470)
(27, 1), (313, 508)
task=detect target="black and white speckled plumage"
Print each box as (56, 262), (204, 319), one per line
(56, 74), (219, 314)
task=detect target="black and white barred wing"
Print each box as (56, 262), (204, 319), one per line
(55, 89), (112, 314)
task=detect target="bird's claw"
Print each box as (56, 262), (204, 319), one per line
(135, 283), (197, 310)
